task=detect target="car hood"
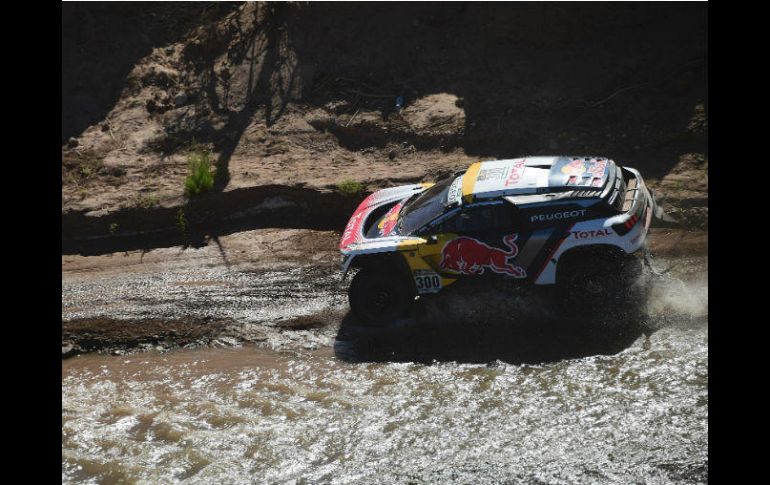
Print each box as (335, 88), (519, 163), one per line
(339, 184), (428, 254)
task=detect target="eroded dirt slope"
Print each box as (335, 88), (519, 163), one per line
(63, 2), (707, 249)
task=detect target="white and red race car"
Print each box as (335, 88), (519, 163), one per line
(340, 156), (661, 324)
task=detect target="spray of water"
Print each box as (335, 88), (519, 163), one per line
(641, 256), (708, 329)
(645, 273), (708, 324)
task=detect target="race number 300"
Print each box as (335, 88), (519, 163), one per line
(413, 270), (441, 294)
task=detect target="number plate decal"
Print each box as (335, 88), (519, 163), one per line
(413, 269), (442, 294)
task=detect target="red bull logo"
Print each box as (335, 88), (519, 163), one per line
(377, 203), (402, 236)
(440, 234), (526, 278)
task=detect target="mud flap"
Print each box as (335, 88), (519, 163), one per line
(341, 254), (354, 281)
(649, 189), (679, 224)
(653, 203), (679, 224)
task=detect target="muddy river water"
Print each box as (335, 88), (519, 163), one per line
(62, 255), (707, 484)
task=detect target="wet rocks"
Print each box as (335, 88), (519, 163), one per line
(212, 336), (241, 348)
(62, 342), (77, 358)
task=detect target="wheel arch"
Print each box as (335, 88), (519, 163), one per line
(348, 251), (409, 271)
(346, 252), (416, 294)
(555, 244), (628, 283)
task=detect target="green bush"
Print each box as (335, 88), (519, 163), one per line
(336, 179), (365, 197)
(184, 147), (215, 197)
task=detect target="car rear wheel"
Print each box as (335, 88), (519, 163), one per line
(348, 267), (413, 326)
(556, 254), (643, 323)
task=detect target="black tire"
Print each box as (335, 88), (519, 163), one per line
(348, 267), (413, 326)
(556, 254), (642, 322)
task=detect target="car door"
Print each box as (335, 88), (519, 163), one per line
(418, 201), (530, 279)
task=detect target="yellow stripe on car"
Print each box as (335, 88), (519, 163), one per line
(396, 238), (426, 251)
(461, 162), (482, 204)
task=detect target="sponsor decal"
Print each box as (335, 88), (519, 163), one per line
(447, 176), (463, 205)
(571, 228), (613, 239)
(413, 269), (442, 294)
(503, 159), (527, 187)
(561, 159), (585, 176)
(530, 209), (587, 223)
(340, 210), (366, 249)
(478, 167), (506, 181)
(377, 203), (402, 236)
(560, 158), (607, 183)
(586, 159), (607, 177)
(440, 234), (526, 278)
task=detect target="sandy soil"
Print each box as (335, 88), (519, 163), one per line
(62, 2), (707, 234)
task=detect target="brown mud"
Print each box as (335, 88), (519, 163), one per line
(62, 227), (706, 359)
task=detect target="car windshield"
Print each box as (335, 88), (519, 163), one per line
(398, 175), (460, 235)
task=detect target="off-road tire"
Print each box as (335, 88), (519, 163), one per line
(348, 267), (413, 326)
(556, 254), (643, 324)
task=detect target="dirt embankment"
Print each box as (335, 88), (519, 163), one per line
(62, 2), (707, 253)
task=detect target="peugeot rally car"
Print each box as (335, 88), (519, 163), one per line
(339, 156), (660, 324)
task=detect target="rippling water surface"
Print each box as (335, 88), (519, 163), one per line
(63, 332), (706, 483)
(62, 257), (707, 484)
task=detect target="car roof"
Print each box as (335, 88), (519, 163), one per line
(454, 156), (614, 204)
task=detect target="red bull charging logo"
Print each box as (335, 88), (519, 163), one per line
(440, 234), (526, 278)
(377, 203), (402, 236)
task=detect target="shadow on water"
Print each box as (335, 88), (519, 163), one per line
(334, 281), (649, 365)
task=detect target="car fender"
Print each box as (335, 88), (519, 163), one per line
(534, 208), (652, 285)
(341, 236), (426, 278)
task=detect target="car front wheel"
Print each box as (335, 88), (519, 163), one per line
(348, 267), (413, 326)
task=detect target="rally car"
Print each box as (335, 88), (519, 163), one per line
(339, 156), (660, 324)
